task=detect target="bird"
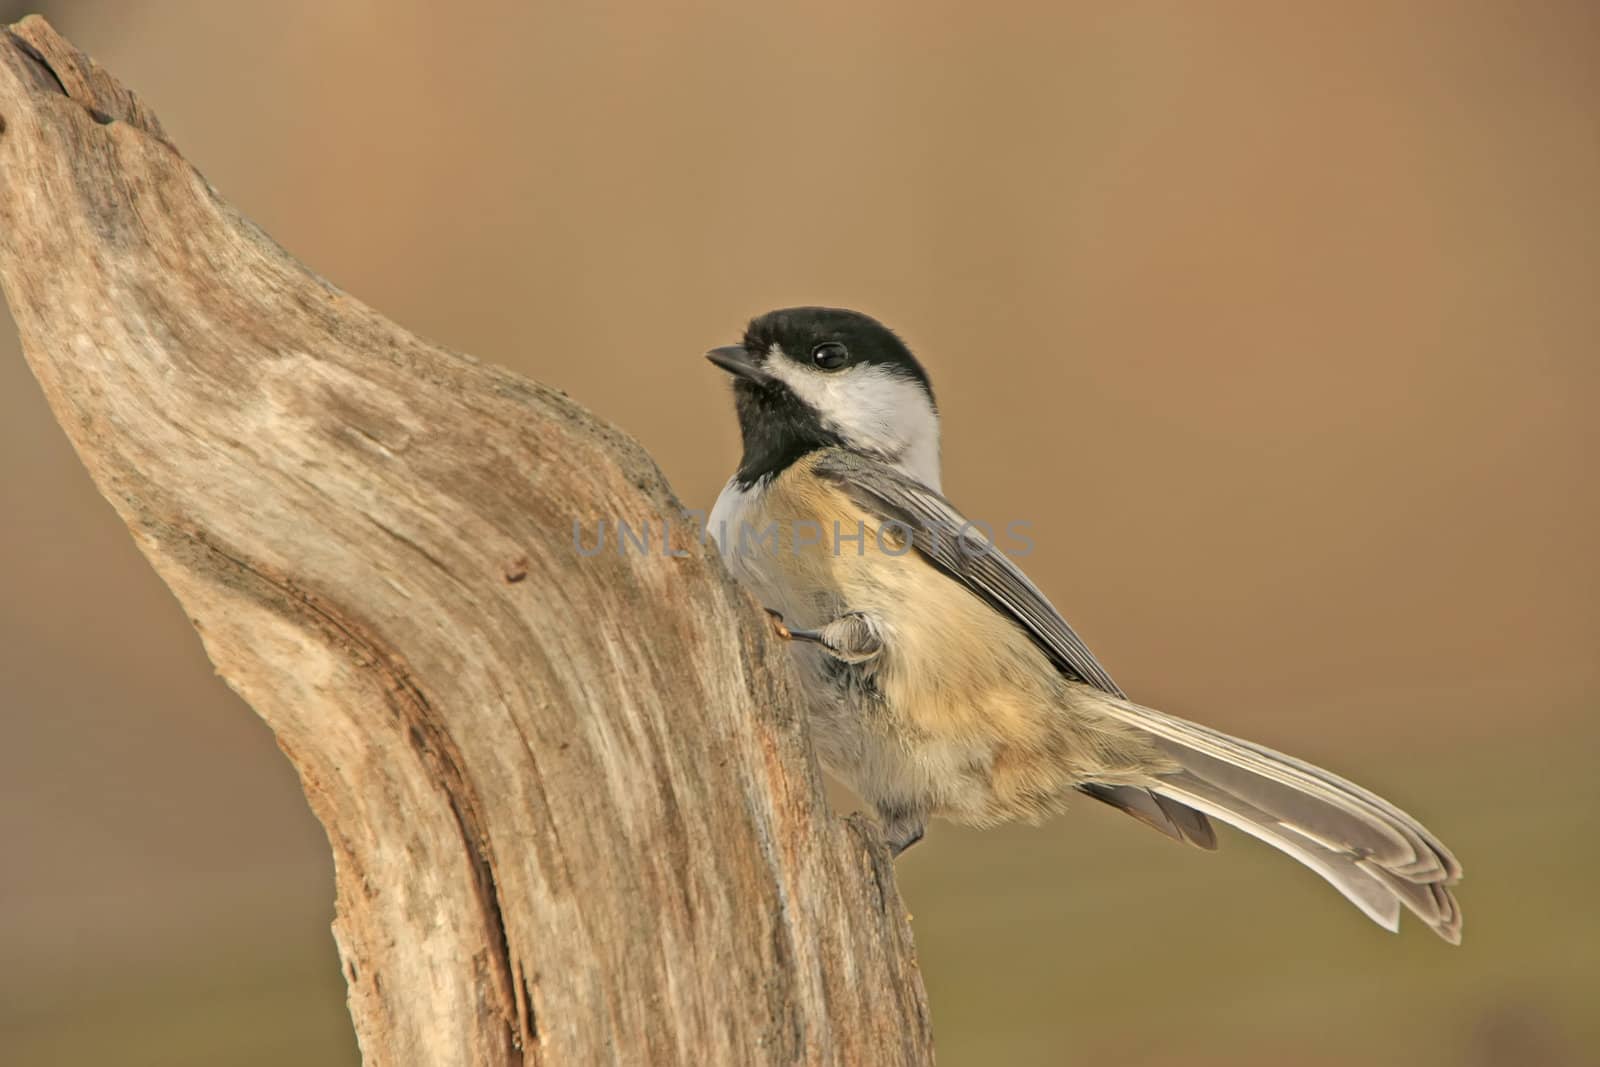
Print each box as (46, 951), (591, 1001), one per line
(704, 306), (1463, 943)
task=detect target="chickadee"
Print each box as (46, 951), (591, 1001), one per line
(706, 307), (1462, 942)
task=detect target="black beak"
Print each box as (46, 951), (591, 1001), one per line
(706, 344), (774, 386)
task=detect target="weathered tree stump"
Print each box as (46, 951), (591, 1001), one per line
(0, 16), (932, 1065)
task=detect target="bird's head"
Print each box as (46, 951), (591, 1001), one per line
(707, 307), (941, 489)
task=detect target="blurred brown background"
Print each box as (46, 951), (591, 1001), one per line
(2, 2), (1595, 1064)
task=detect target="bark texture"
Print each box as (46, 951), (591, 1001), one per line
(0, 17), (932, 1066)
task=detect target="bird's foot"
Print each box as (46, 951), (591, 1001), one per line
(764, 609), (882, 664)
(879, 807), (927, 857)
(814, 611), (883, 664)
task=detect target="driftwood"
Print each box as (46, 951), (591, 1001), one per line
(0, 17), (931, 1065)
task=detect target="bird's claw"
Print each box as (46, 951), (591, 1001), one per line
(765, 608), (828, 645)
(764, 607), (794, 641)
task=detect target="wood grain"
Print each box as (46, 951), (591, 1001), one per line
(0, 16), (932, 1065)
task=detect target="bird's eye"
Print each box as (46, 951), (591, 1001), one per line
(811, 342), (849, 370)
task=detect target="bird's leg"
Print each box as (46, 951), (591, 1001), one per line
(765, 609), (883, 665)
(877, 804), (927, 857)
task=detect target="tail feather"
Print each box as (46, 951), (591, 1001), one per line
(1153, 776), (1405, 934)
(1078, 783), (1217, 849)
(1088, 696), (1463, 943)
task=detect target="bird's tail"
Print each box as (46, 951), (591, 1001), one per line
(1094, 697), (1463, 943)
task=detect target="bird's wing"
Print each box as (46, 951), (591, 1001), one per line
(812, 448), (1218, 849)
(811, 448), (1125, 696)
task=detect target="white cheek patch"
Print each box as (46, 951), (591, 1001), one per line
(765, 345), (942, 491)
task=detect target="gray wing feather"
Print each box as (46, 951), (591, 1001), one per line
(812, 449), (1124, 695)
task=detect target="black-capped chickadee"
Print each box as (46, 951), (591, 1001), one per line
(705, 307), (1463, 942)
